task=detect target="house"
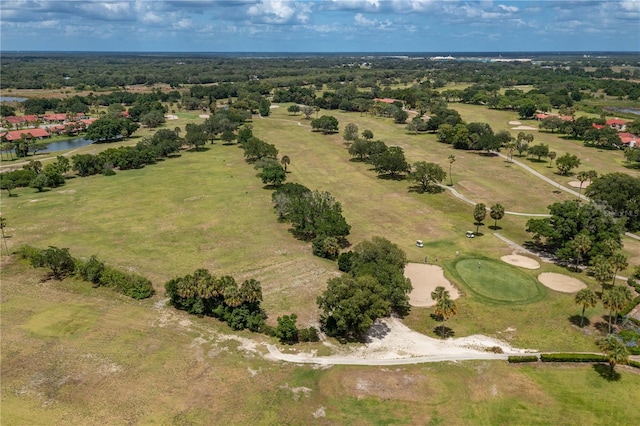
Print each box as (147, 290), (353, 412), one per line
(43, 113), (69, 122)
(606, 118), (627, 131)
(0, 128), (51, 141)
(619, 132), (637, 147)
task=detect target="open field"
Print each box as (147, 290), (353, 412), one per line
(2, 259), (640, 425)
(3, 100), (640, 423)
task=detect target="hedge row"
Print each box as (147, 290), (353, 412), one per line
(629, 360), (640, 369)
(540, 353), (607, 363)
(620, 295), (640, 316)
(17, 245), (154, 299)
(507, 355), (539, 363)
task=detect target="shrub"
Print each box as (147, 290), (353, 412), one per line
(621, 296), (640, 316)
(337, 251), (355, 272)
(540, 353), (607, 363)
(628, 360), (640, 369)
(38, 246), (75, 279)
(99, 265), (154, 299)
(312, 236), (340, 260)
(276, 314), (299, 344)
(75, 255), (105, 286)
(298, 326), (320, 342)
(508, 355), (539, 363)
(16, 244), (43, 264)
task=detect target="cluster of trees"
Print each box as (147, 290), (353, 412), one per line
(71, 128), (183, 176)
(539, 116), (627, 150)
(165, 269), (266, 332)
(585, 173), (640, 232)
(575, 285), (633, 333)
(1, 157), (70, 194)
(527, 200), (624, 268)
(85, 116), (139, 142)
(310, 115), (339, 134)
(317, 237), (412, 339)
(272, 183), (350, 259)
(17, 245), (154, 299)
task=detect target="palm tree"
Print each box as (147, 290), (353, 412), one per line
(473, 203), (486, 234)
(548, 151), (556, 166)
(240, 279), (263, 305)
(609, 252), (628, 286)
(602, 286), (632, 333)
(435, 296), (458, 338)
(576, 170), (597, 201)
(431, 286), (449, 303)
(280, 155), (291, 172)
(574, 288), (597, 327)
(590, 256), (614, 295)
(447, 154), (456, 186)
(570, 233), (591, 271)
(489, 203), (505, 229)
(174, 126), (181, 138)
(597, 335), (629, 374)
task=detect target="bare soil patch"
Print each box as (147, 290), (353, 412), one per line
(567, 180), (591, 188)
(537, 272), (586, 293)
(404, 263), (460, 307)
(500, 254), (540, 270)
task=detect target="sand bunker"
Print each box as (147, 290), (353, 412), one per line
(165, 114), (179, 120)
(501, 254), (540, 269)
(568, 180), (591, 188)
(511, 125), (538, 130)
(404, 263), (460, 307)
(508, 120), (522, 125)
(538, 272), (586, 293)
(199, 114), (210, 119)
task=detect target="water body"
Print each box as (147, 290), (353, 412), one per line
(0, 96), (28, 102)
(41, 137), (94, 153)
(606, 107), (640, 116)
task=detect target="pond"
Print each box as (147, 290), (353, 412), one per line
(0, 96), (28, 102)
(41, 137), (94, 153)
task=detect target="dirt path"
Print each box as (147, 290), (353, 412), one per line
(265, 317), (534, 366)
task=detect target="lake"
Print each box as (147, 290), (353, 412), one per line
(0, 97), (28, 102)
(41, 137), (94, 153)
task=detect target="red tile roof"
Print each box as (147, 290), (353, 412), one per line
(592, 124), (605, 129)
(1, 128), (50, 141)
(619, 133), (637, 144)
(606, 118), (627, 126)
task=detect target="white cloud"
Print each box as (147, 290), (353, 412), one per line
(498, 4), (518, 13)
(620, 0), (640, 12)
(247, 1), (312, 24)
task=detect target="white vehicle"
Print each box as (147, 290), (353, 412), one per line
(416, 240), (424, 248)
(466, 231), (475, 238)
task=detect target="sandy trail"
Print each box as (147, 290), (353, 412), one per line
(266, 318), (534, 365)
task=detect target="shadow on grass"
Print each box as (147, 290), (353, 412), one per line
(186, 146), (211, 153)
(408, 185), (445, 194)
(376, 173), (407, 181)
(488, 225), (502, 231)
(568, 314), (591, 327)
(593, 364), (621, 381)
(433, 326), (455, 338)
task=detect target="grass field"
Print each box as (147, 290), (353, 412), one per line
(2, 101), (640, 424)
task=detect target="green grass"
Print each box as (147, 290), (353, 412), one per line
(3, 101), (640, 424)
(453, 257), (546, 304)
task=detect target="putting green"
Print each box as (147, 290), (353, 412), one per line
(455, 258), (545, 304)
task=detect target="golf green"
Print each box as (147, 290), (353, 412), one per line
(455, 258), (545, 304)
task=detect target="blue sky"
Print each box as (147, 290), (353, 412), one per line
(1, 1), (639, 52)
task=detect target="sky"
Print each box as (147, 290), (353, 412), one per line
(1, 0), (639, 53)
